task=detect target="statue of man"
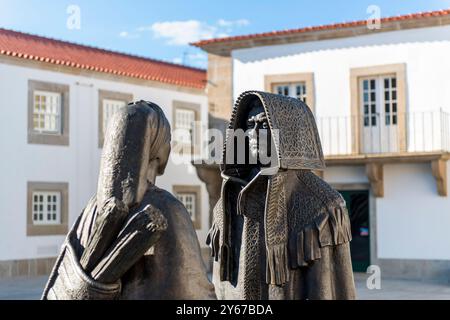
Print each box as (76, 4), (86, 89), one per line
(43, 100), (215, 300)
(207, 91), (356, 300)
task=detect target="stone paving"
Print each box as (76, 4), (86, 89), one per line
(0, 273), (450, 300)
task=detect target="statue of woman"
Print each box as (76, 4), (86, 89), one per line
(208, 91), (356, 300)
(42, 100), (215, 300)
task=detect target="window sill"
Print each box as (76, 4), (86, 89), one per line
(27, 224), (68, 236)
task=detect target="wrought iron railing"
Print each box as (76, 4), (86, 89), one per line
(316, 110), (450, 156)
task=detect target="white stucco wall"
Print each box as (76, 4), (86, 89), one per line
(0, 62), (209, 261)
(323, 163), (450, 261)
(233, 25), (450, 155)
(231, 25), (450, 261)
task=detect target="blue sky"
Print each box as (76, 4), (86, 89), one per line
(0, 0), (449, 68)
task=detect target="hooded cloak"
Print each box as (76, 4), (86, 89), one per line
(207, 91), (356, 300)
(42, 101), (215, 300)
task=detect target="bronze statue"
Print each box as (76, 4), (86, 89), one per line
(42, 100), (215, 300)
(207, 91), (356, 300)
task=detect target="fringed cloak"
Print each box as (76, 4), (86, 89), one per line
(207, 91), (356, 300)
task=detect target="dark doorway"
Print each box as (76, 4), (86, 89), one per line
(338, 190), (370, 272)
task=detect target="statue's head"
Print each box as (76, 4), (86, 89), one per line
(244, 98), (272, 166)
(222, 91), (325, 175)
(97, 100), (171, 208)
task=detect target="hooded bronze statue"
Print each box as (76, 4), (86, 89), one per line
(42, 100), (215, 300)
(207, 91), (356, 300)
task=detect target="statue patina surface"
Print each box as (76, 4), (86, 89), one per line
(42, 100), (215, 300)
(207, 91), (356, 300)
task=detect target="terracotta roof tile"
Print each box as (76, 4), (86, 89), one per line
(0, 28), (206, 89)
(192, 9), (450, 47)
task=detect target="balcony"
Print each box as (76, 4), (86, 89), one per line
(316, 109), (450, 196)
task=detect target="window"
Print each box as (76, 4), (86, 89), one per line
(28, 80), (70, 146)
(264, 73), (315, 112)
(176, 193), (196, 221)
(275, 82), (307, 103)
(172, 100), (201, 155)
(350, 63), (406, 154)
(27, 182), (69, 236)
(32, 191), (61, 225)
(102, 99), (127, 136)
(98, 90), (133, 147)
(174, 108), (196, 144)
(32, 91), (61, 133)
(173, 185), (201, 229)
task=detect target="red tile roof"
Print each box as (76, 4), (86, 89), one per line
(192, 9), (450, 47)
(0, 28), (206, 89)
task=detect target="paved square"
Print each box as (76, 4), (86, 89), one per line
(0, 273), (449, 300)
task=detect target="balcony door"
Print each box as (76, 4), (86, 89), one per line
(361, 76), (398, 153)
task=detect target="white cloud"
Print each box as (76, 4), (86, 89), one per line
(149, 20), (218, 45)
(172, 57), (183, 64)
(217, 19), (249, 28)
(134, 18), (250, 45)
(119, 31), (140, 39)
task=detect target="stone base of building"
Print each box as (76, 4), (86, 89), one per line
(378, 259), (450, 282)
(0, 257), (56, 279)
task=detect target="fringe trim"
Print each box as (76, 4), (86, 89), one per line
(266, 244), (290, 286)
(206, 223), (220, 262)
(289, 206), (352, 268)
(206, 223), (232, 281)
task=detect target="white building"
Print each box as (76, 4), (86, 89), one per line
(193, 9), (450, 281)
(0, 29), (210, 278)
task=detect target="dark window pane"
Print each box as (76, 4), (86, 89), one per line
(277, 87), (282, 95)
(39, 195), (43, 201)
(393, 103), (397, 113)
(364, 93), (368, 102)
(391, 78), (396, 88)
(386, 115), (390, 125)
(47, 195), (51, 201)
(34, 205), (38, 211)
(284, 87), (289, 96)
(303, 97), (307, 104)
(53, 204), (57, 211)
(363, 80), (368, 90)
(385, 91), (390, 101)
(385, 104), (390, 113)
(370, 79), (375, 90)
(364, 105), (369, 115)
(384, 78), (390, 88)
(39, 205), (43, 211)
(372, 116), (377, 126)
(47, 204), (51, 211)
(303, 86), (306, 94)
(392, 90), (397, 100)
(370, 92), (376, 101)
(34, 195), (38, 202)
(371, 104), (376, 113)
(47, 214), (51, 220)
(296, 86), (301, 95)
(53, 214), (57, 220)
(33, 214), (37, 221)
(393, 115), (397, 125)
(364, 117), (369, 127)
(39, 214), (43, 220)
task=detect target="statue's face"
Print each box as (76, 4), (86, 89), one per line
(245, 101), (270, 163)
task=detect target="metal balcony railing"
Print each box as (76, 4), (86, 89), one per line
(316, 110), (450, 156)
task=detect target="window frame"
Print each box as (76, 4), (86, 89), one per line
(172, 100), (201, 155)
(98, 90), (133, 148)
(350, 64), (406, 154)
(28, 80), (70, 146)
(264, 72), (315, 113)
(27, 182), (69, 236)
(172, 185), (202, 230)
